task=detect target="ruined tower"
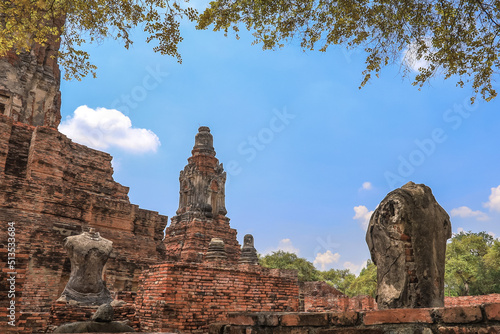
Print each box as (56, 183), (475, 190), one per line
(163, 126), (241, 263)
(0, 37), (62, 128)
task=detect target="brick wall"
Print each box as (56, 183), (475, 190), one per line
(135, 262), (300, 333)
(304, 295), (377, 313)
(213, 302), (500, 333)
(445, 294), (500, 307)
(302, 288), (499, 313)
(300, 282), (376, 313)
(0, 116), (168, 330)
(164, 216), (241, 263)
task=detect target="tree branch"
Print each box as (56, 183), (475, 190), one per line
(475, 0), (500, 30)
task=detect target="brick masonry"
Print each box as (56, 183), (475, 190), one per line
(135, 262), (300, 333)
(303, 290), (500, 314)
(213, 302), (500, 333)
(0, 115), (168, 333)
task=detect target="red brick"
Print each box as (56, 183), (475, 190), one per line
(280, 313), (329, 326)
(330, 311), (359, 326)
(442, 306), (483, 324)
(363, 308), (433, 325)
(484, 303), (500, 321)
(281, 314), (300, 326)
(227, 315), (256, 326)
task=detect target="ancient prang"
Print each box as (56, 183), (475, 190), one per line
(58, 228), (113, 306)
(163, 126), (241, 263)
(366, 181), (452, 309)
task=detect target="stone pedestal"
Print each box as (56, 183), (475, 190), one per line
(49, 301), (139, 333)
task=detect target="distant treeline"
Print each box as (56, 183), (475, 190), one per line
(260, 231), (500, 297)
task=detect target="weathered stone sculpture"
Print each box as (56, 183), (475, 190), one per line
(57, 228), (113, 305)
(53, 303), (135, 333)
(205, 238), (227, 262)
(366, 182), (452, 309)
(239, 234), (259, 265)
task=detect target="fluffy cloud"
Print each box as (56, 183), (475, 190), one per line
(353, 205), (374, 230)
(343, 260), (367, 276)
(59, 105), (160, 153)
(313, 250), (340, 271)
(484, 185), (500, 212)
(361, 182), (372, 190)
(457, 227), (464, 234)
(450, 206), (489, 221)
(268, 238), (300, 255)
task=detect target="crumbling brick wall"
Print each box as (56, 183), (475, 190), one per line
(300, 281), (375, 313)
(0, 115), (167, 332)
(135, 262), (300, 333)
(445, 294), (500, 307)
(301, 284), (500, 313)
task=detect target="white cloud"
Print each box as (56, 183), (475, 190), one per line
(488, 231), (496, 238)
(362, 182), (372, 190)
(450, 206), (489, 221)
(457, 227), (464, 234)
(484, 185), (500, 212)
(343, 260), (367, 276)
(403, 38), (433, 73)
(269, 239), (300, 255)
(313, 250), (340, 271)
(111, 158), (121, 173)
(353, 205), (374, 230)
(59, 105), (160, 153)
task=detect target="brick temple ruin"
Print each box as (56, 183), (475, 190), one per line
(1, 39), (499, 334)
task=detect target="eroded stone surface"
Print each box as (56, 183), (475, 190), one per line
(53, 304), (135, 333)
(0, 35), (62, 127)
(366, 182), (452, 309)
(239, 234), (259, 265)
(58, 229), (113, 305)
(176, 126), (227, 219)
(91, 304), (114, 322)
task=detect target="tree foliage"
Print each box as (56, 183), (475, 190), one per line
(0, 0), (197, 80)
(320, 268), (355, 294)
(260, 250), (321, 281)
(261, 232), (500, 297)
(198, 0), (500, 102)
(344, 260), (377, 297)
(445, 231), (500, 296)
(260, 251), (377, 297)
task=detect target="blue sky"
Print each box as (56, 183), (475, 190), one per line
(58, 17), (500, 275)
